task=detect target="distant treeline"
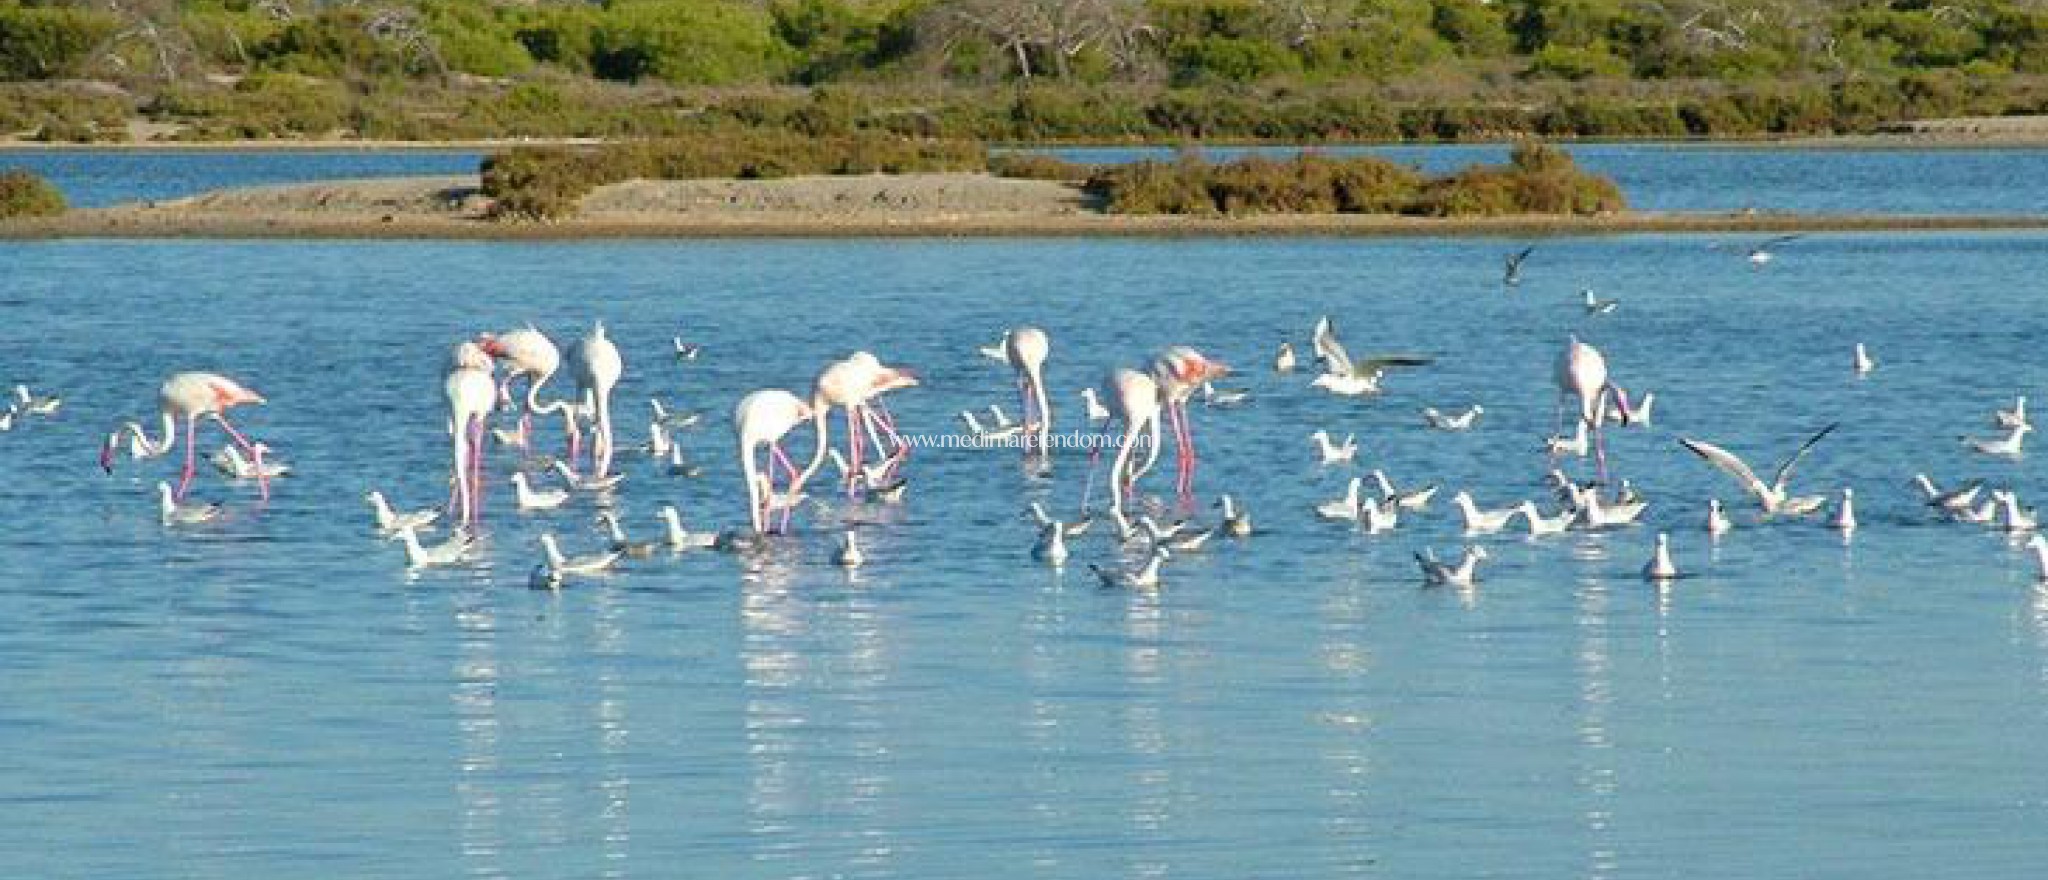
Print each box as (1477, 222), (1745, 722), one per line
(3, 0), (2048, 142)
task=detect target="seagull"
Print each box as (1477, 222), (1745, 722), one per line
(1604, 390), (1655, 427)
(1741, 233), (1803, 265)
(977, 331), (1012, 363)
(1994, 490), (2038, 532)
(666, 447), (704, 478)
(539, 532), (621, 576)
(365, 490), (440, 534)
(1029, 502), (1093, 537)
(1996, 396), (2030, 430)
(1853, 343), (1875, 377)
(1080, 387), (1111, 423)
(649, 399), (703, 430)
(1310, 430), (1358, 464)
(1503, 245), (1535, 286)
(597, 511), (662, 558)
(961, 410), (1022, 441)
(1309, 316), (1432, 397)
(860, 472), (908, 504)
(832, 530), (865, 568)
(1416, 546), (1487, 587)
(1371, 470), (1438, 511)
(390, 523), (473, 569)
(1955, 496), (2001, 525)
(1582, 289), (1618, 315)
(1962, 423), (2031, 458)
(1452, 491), (1519, 535)
(1830, 487), (1857, 534)
(1216, 494), (1253, 537)
(510, 471), (570, 511)
(641, 420), (673, 458)
(1421, 405), (1483, 432)
(551, 459), (625, 491)
(658, 506), (719, 550)
(1201, 382), (1250, 409)
(1678, 424), (1837, 517)
(1516, 501), (1573, 537)
(2028, 535), (2048, 581)
(1577, 491), (1648, 529)
(1033, 522), (1069, 566)
(1359, 496), (1399, 534)
(1544, 420), (1590, 457)
(1913, 474), (1983, 515)
(211, 443), (291, 480)
(1706, 498), (1732, 537)
(827, 447), (893, 490)
(1274, 342), (1297, 373)
(491, 421), (529, 448)
(1317, 477), (1365, 521)
(1643, 533), (1679, 580)
(1141, 515), (1213, 552)
(13, 384), (59, 416)
(1091, 547), (1168, 590)
(671, 338), (702, 361)
(156, 482), (222, 526)
(0, 406), (13, 432)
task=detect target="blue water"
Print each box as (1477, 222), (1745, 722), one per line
(0, 148), (480, 207)
(5, 157), (2048, 876)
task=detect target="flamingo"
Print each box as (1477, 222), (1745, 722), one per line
(1004, 327), (1053, 452)
(101, 372), (269, 502)
(568, 322), (623, 477)
(736, 388), (816, 534)
(1151, 346), (1228, 498)
(1102, 368), (1162, 517)
(802, 352), (919, 497)
(477, 326), (574, 455)
(445, 342), (496, 527)
(1557, 335), (1627, 481)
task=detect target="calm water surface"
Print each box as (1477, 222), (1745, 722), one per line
(3, 161), (2048, 877)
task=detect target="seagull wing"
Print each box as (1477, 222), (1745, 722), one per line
(1351, 355), (1434, 380)
(1506, 245), (1535, 272)
(1679, 437), (1772, 503)
(1313, 316), (1353, 375)
(1768, 423), (1838, 492)
(1762, 233), (1806, 249)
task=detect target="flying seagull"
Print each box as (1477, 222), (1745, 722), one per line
(1308, 316), (1433, 397)
(1503, 245), (1536, 286)
(1677, 423), (1838, 517)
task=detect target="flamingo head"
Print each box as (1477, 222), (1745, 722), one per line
(1156, 346), (1226, 387)
(874, 366), (919, 393)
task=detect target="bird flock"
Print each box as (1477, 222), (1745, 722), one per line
(55, 239), (2048, 593)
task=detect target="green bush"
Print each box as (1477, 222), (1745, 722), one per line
(0, 5), (120, 79)
(0, 168), (64, 219)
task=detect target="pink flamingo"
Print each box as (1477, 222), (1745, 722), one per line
(1104, 368), (1162, 517)
(736, 389), (816, 534)
(1004, 327), (1053, 452)
(801, 352), (919, 497)
(1150, 346), (1229, 498)
(100, 371), (269, 501)
(477, 326), (573, 454)
(446, 342), (497, 527)
(569, 322), (623, 478)
(1557, 335), (1628, 482)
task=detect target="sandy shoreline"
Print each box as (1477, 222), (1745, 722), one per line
(6, 172), (2046, 240)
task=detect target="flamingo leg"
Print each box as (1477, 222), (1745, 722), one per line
(1018, 376), (1036, 452)
(177, 414), (199, 501)
(846, 405), (863, 496)
(771, 442), (802, 533)
(470, 417), (487, 523)
(871, 399), (907, 462)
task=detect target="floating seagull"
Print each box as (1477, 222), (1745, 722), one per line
(1452, 490), (1518, 534)
(827, 447), (893, 490)
(1216, 494), (1253, 537)
(1643, 533), (1679, 580)
(597, 511), (661, 558)
(1317, 477), (1365, 521)
(1741, 233), (1803, 265)
(510, 471), (569, 511)
(642, 420), (673, 458)
(211, 443), (291, 480)
(1962, 423), (2030, 458)
(539, 532), (621, 576)
(860, 472), (908, 504)
(671, 338), (702, 361)
(666, 447), (704, 478)
(1913, 474), (1983, 515)
(1359, 497), (1399, 534)
(1201, 382), (1250, 409)
(1417, 546), (1487, 587)
(1142, 515), (1213, 552)
(832, 530), (865, 568)
(1092, 547), (1168, 590)
(2028, 535), (2048, 582)
(1421, 405), (1483, 432)
(1544, 420), (1590, 458)
(1080, 387), (1111, 423)
(1309, 316), (1432, 397)
(157, 481), (221, 526)
(1604, 390), (1655, 427)
(977, 332), (1011, 363)
(0, 406), (13, 432)
(1032, 522), (1069, 566)
(366, 490), (439, 534)
(1310, 430), (1358, 464)
(1996, 396), (2030, 430)
(1706, 499), (1732, 537)
(1577, 491), (1648, 529)
(1029, 502), (1093, 537)
(1516, 501), (1573, 537)
(1994, 490), (2038, 532)
(649, 399), (703, 430)
(1955, 496), (2001, 525)
(1582, 289), (1618, 315)
(1830, 487), (1857, 533)
(391, 523), (473, 569)
(13, 384), (59, 416)
(1853, 343), (1875, 377)
(1274, 342), (1297, 373)
(1678, 424), (1837, 517)
(657, 506), (719, 551)
(1503, 245), (1535, 286)
(1371, 470), (1438, 511)
(551, 459), (625, 492)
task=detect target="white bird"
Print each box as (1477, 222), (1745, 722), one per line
(671, 338), (702, 361)
(649, 399), (703, 430)
(1416, 546), (1487, 587)
(13, 384), (59, 416)
(1201, 382), (1249, 408)
(1092, 547), (1169, 590)
(210, 443), (291, 480)
(1216, 494), (1253, 538)
(977, 331), (1011, 363)
(1605, 391), (1655, 427)
(1359, 497), (1400, 534)
(1028, 502), (1093, 537)
(1033, 522), (1069, 566)
(1955, 496), (2001, 525)
(1309, 316), (1432, 397)
(666, 447), (703, 478)
(1576, 491), (1648, 529)
(1995, 490), (2038, 532)
(539, 532), (621, 576)
(365, 490), (440, 534)
(0, 406), (14, 432)
(1421, 405), (1484, 432)
(2027, 535), (2048, 582)
(1996, 396), (2029, 430)
(597, 511), (661, 558)
(961, 410), (1022, 441)
(1516, 501), (1573, 537)
(1452, 491), (1519, 534)
(1678, 424), (1837, 517)
(1079, 387), (1111, 423)
(1317, 477), (1365, 521)
(1853, 343), (1875, 376)
(510, 471), (569, 511)
(156, 481), (221, 526)
(1142, 515), (1213, 552)
(827, 447), (893, 490)
(1962, 423), (2031, 458)
(390, 523), (473, 569)
(1742, 233), (1802, 264)
(1706, 498), (1732, 537)
(1643, 533), (1679, 580)
(1544, 420), (1590, 458)
(551, 459), (626, 492)
(1371, 470), (1438, 511)
(657, 505), (718, 551)
(642, 420), (673, 458)
(1274, 342), (1297, 373)
(1831, 487), (1857, 533)
(832, 530), (865, 568)
(1913, 474), (1983, 515)
(1309, 430), (1358, 464)
(987, 403), (1017, 430)
(1582, 289), (1618, 315)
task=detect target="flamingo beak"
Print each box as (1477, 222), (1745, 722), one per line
(476, 334), (505, 357)
(888, 368), (920, 390)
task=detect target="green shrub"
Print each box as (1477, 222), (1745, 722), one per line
(0, 5), (120, 79)
(0, 169), (64, 219)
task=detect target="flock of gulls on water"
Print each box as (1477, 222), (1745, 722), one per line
(43, 236), (2048, 592)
